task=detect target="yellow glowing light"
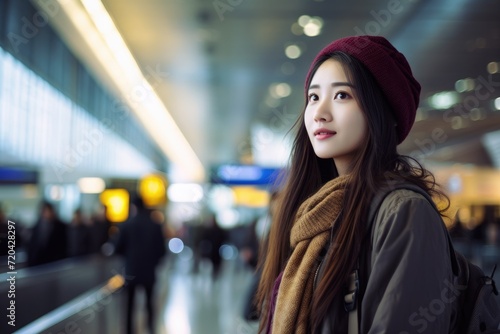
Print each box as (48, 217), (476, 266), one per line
(100, 189), (129, 222)
(232, 186), (270, 207)
(106, 274), (125, 291)
(139, 174), (168, 207)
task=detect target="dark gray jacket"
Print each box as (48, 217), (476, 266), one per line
(320, 188), (455, 333)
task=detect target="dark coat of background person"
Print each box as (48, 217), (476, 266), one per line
(241, 217), (261, 321)
(115, 209), (166, 284)
(67, 209), (91, 257)
(88, 205), (112, 254)
(114, 198), (166, 334)
(27, 201), (67, 267)
(199, 214), (227, 280)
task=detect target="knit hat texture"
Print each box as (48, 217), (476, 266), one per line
(305, 35), (421, 143)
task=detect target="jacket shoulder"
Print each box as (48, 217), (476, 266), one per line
(370, 187), (446, 249)
(377, 188), (431, 215)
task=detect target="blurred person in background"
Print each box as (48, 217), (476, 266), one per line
(484, 205), (500, 246)
(186, 218), (205, 274)
(150, 209), (175, 241)
(114, 195), (166, 334)
(0, 203), (9, 256)
(240, 217), (260, 273)
(27, 201), (67, 266)
(486, 220), (500, 245)
(199, 212), (227, 281)
(67, 208), (90, 257)
(241, 191), (279, 321)
(449, 214), (470, 242)
(88, 204), (111, 254)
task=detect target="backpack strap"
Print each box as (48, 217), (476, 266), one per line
(345, 269), (359, 334)
(346, 182), (459, 334)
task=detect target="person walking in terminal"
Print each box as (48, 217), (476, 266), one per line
(67, 208), (90, 257)
(115, 195), (166, 334)
(256, 36), (455, 333)
(27, 201), (68, 267)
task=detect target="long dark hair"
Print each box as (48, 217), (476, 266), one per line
(256, 51), (449, 332)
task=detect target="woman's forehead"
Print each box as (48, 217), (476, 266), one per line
(309, 59), (351, 87)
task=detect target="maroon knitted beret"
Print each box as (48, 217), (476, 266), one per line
(305, 35), (421, 144)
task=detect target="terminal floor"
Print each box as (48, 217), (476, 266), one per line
(128, 257), (259, 334)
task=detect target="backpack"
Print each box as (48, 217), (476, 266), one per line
(346, 183), (500, 334)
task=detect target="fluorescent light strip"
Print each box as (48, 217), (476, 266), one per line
(80, 0), (142, 83)
(55, 0), (205, 182)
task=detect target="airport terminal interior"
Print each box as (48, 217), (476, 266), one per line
(0, 0), (500, 333)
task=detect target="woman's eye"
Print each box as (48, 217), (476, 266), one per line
(334, 92), (349, 100)
(308, 93), (319, 102)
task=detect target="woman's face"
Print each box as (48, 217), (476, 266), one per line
(304, 59), (367, 175)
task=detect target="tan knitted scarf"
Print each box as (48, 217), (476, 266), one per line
(271, 175), (348, 333)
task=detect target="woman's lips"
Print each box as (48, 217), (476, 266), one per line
(314, 129), (336, 140)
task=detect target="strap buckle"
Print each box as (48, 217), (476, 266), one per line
(344, 270), (359, 312)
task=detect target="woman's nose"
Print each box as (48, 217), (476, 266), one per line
(314, 101), (332, 122)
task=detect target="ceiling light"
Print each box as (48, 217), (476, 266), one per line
(310, 17), (324, 28)
(217, 209), (240, 229)
(297, 15), (323, 37)
(456, 80), (466, 93)
(78, 177), (106, 193)
(304, 23), (321, 37)
(167, 183), (204, 203)
(298, 15), (311, 27)
(455, 78), (475, 93)
(269, 83), (292, 98)
(285, 45), (302, 59)
(483, 130), (500, 168)
(208, 185), (235, 211)
(487, 62), (499, 74)
(168, 238), (184, 254)
(494, 97), (500, 110)
(428, 91), (460, 109)
(275, 83), (291, 98)
(48, 185), (64, 201)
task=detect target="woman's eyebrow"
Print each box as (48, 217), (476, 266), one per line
(308, 82), (355, 90)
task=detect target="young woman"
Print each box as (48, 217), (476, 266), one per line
(257, 35), (454, 333)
